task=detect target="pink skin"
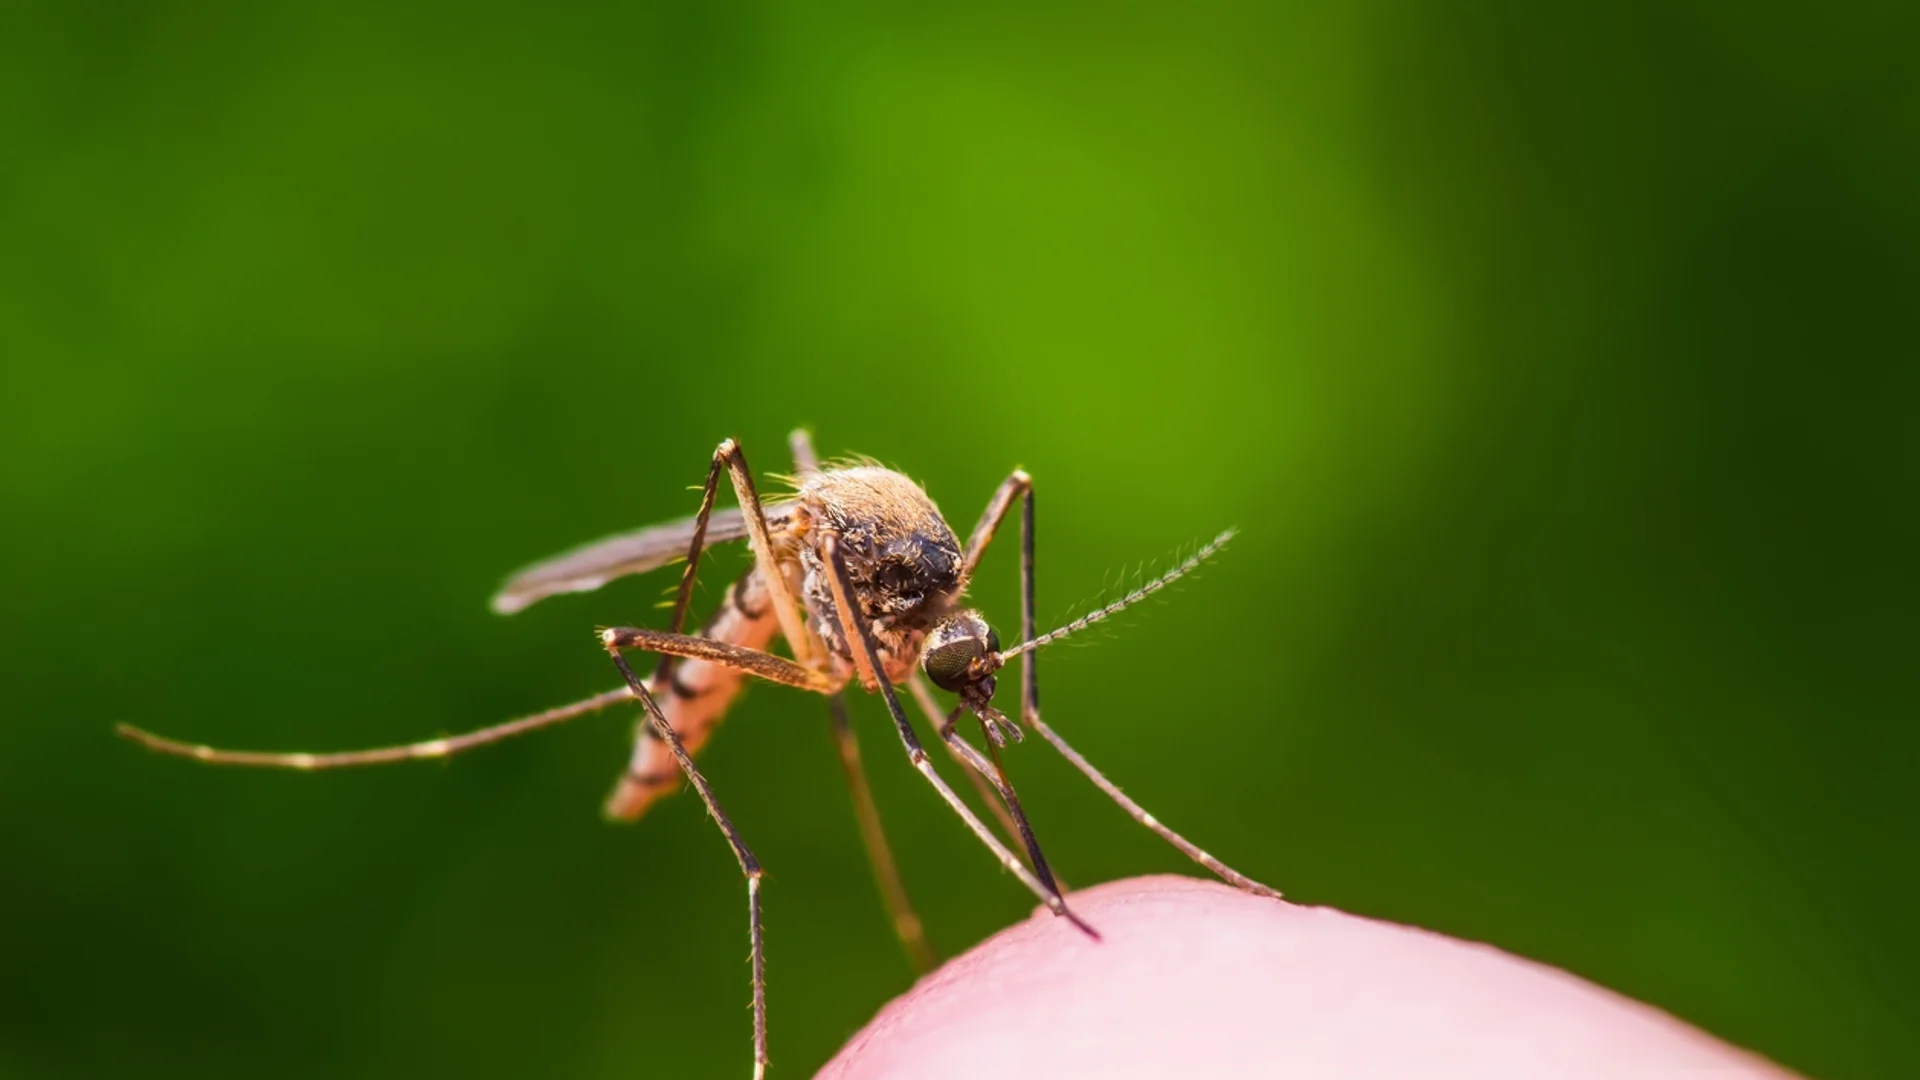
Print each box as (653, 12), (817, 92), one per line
(823, 875), (1800, 1079)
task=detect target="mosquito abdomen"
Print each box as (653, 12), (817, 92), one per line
(604, 570), (781, 821)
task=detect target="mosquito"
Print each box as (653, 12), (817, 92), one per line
(117, 429), (1278, 1079)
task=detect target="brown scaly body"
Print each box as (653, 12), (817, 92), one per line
(610, 465), (966, 820)
(792, 466), (966, 689)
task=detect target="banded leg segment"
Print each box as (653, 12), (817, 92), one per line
(714, 439), (815, 669)
(818, 529), (1097, 939)
(115, 688), (634, 769)
(603, 642), (769, 1080)
(600, 627), (839, 694)
(959, 469), (1030, 588)
(827, 691), (936, 973)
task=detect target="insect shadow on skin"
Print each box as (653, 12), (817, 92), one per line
(117, 428), (1275, 1079)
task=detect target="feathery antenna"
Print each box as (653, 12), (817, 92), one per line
(996, 529), (1235, 662)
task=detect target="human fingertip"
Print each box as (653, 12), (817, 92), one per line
(822, 875), (1799, 1080)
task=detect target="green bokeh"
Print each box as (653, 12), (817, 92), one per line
(3, 3), (1914, 1077)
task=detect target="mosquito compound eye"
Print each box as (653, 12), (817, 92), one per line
(923, 637), (984, 692)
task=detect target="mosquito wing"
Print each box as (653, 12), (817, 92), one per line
(491, 505), (792, 615)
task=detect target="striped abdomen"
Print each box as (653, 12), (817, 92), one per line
(603, 570), (779, 820)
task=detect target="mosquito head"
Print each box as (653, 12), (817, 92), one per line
(923, 609), (1026, 747)
(922, 609), (1001, 702)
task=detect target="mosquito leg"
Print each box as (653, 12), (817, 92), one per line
(601, 444), (739, 818)
(817, 530), (1097, 939)
(714, 439), (816, 668)
(826, 691), (937, 973)
(957, 468), (1043, 731)
(1024, 715), (1280, 898)
(991, 477), (1282, 899)
(609, 437), (814, 821)
(116, 688), (634, 769)
(953, 471), (1061, 873)
(930, 704), (1067, 900)
(599, 627), (840, 694)
(600, 622), (852, 818)
(604, 644), (768, 1080)
(906, 672), (1033, 872)
(958, 468), (1030, 586)
(652, 445), (729, 685)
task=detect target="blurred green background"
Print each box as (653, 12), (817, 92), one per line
(3, 2), (1915, 1077)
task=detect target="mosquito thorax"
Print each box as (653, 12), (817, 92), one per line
(921, 611), (1000, 697)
